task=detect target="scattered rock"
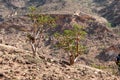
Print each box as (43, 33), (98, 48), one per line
(0, 73), (4, 78)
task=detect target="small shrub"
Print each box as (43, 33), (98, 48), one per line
(54, 23), (87, 65)
(106, 22), (112, 27)
(91, 64), (107, 69)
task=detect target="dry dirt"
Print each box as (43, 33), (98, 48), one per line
(0, 44), (119, 80)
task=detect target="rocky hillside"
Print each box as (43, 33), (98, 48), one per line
(0, 0), (120, 80)
(0, 0), (120, 27)
(0, 11), (120, 79)
(0, 0), (96, 18)
(0, 43), (119, 80)
(99, 0), (120, 26)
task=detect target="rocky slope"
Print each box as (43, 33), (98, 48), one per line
(0, 34), (119, 80)
(0, 11), (120, 79)
(0, 0), (120, 80)
(0, 43), (119, 80)
(0, 0), (120, 27)
(0, 0), (96, 19)
(99, 0), (120, 26)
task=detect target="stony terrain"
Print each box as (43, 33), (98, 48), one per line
(99, 0), (120, 26)
(0, 0), (120, 80)
(0, 0), (120, 27)
(0, 44), (119, 80)
(0, 12), (120, 80)
(0, 0), (111, 16)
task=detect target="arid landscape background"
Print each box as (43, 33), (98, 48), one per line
(0, 0), (120, 80)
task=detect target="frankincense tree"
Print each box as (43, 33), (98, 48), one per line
(27, 6), (55, 57)
(54, 23), (87, 65)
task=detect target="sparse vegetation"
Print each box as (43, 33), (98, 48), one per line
(106, 22), (112, 27)
(91, 64), (107, 69)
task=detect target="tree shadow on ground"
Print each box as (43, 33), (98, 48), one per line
(95, 50), (119, 62)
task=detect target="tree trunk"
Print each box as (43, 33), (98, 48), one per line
(31, 42), (38, 56)
(69, 53), (75, 65)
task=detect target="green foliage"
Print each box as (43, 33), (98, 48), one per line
(54, 23), (87, 65)
(55, 23), (87, 52)
(29, 6), (36, 12)
(91, 64), (107, 69)
(28, 6), (55, 27)
(106, 22), (112, 27)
